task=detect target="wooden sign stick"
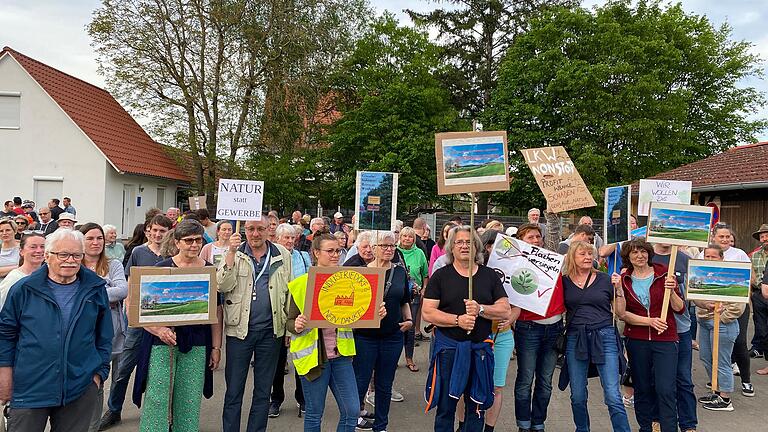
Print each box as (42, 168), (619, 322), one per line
(712, 301), (721, 393)
(168, 347), (175, 428)
(235, 220), (241, 235)
(468, 192), (475, 302)
(659, 245), (678, 321)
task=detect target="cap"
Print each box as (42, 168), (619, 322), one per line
(58, 212), (77, 223)
(334, 212), (343, 219)
(506, 226), (518, 237)
(21, 200), (34, 208)
(753, 223), (768, 240)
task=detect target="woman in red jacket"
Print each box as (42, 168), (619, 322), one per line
(615, 239), (685, 432)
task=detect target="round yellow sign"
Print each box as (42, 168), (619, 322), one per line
(317, 270), (373, 326)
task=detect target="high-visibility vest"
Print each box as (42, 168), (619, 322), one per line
(287, 273), (356, 376)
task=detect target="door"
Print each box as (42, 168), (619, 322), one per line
(33, 179), (63, 209)
(121, 184), (137, 237)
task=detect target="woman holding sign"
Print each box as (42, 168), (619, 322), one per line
(618, 239), (685, 432)
(286, 233), (387, 432)
(694, 244), (744, 412)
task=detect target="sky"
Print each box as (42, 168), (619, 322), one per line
(652, 208), (713, 229)
(1, 0), (766, 139)
(691, 266), (751, 286)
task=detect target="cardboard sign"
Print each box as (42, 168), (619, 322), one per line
(304, 266), (386, 328)
(604, 185), (631, 244)
(216, 179), (264, 220)
(646, 202), (714, 248)
(354, 171), (399, 231)
(687, 260), (751, 303)
(188, 195), (207, 211)
(128, 266), (217, 328)
(435, 131), (510, 195)
(486, 233), (564, 316)
(638, 179), (692, 216)
(520, 146), (596, 213)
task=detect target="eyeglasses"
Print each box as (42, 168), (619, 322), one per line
(454, 240), (472, 247)
(180, 237), (204, 245)
(377, 244), (396, 250)
(320, 248), (343, 256)
(50, 251), (84, 261)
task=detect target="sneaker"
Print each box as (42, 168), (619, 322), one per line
(703, 394), (734, 411)
(706, 382), (711, 389)
(622, 394), (634, 408)
(356, 417), (374, 430)
(297, 402), (306, 417)
(732, 362), (740, 376)
(698, 393), (718, 404)
(391, 389), (404, 402)
(360, 409), (375, 420)
(365, 390), (375, 407)
(268, 402), (280, 418)
(749, 348), (764, 359)
(742, 382), (755, 397)
(98, 411), (122, 431)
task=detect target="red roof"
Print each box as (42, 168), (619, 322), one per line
(632, 141), (768, 192)
(1, 47), (189, 182)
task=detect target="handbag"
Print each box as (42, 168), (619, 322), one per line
(554, 272), (592, 355)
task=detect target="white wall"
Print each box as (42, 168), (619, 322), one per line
(0, 54), (108, 222)
(104, 169), (182, 237)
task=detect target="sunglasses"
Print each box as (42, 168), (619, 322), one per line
(179, 237), (204, 245)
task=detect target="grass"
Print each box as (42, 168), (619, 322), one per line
(142, 300), (209, 316)
(649, 229), (709, 242)
(689, 284), (749, 297)
(445, 162), (506, 179)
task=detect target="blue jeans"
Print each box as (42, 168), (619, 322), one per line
(222, 329), (282, 432)
(699, 319), (739, 393)
(626, 339), (678, 432)
(513, 320), (562, 431)
(566, 327), (631, 432)
(433, 348), (485, 432)
(300, 356), (360, 432)
(353, 332), (403, 432)
(674, 331), (698, 431)
(107, 326), (143, 413)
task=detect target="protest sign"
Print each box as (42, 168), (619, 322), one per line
(604, 185), (631, 244)
(631, 226), (647, 239)
(303, 266), (385, 328)
(520, 146), (596, 213)
(687, 260), (751, 303)
(128, 266), (217, 328)
(638, 179), (692, 216)
(354, 171), (399, 231)
(646, 202), (714, 248)
(216, 179), (264, 221)
(486, 234), (564, 316)
(435, 131), (510, 195)
(188, 195), (207, 211)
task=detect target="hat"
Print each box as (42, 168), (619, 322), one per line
(506, 226), (518, 237)
(59, 212), (77, 223)
(333, 212), (343, 219)
(21, 200), (34, 208)
(753, 224), (768, 240)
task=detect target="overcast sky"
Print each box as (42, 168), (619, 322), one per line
(1, 0), (766, 139)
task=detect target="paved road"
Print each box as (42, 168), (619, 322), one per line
(106, 329), (768, 431)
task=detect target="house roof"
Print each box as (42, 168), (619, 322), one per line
(632, 141), (768, 193)
(1, 47), (189, 182)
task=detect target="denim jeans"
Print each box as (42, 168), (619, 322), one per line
(688, 304), (698, 344)
(626, 339), (678, 432)
(513, 320), (562, 431)
(353, 332), (403, 432)
(674, 330), (697, 430)
(699, 319), (739, 393)
(565, 327), (631, 432)
(751, 290), (768, 352)
(404, 300), (420, 358)
(433, 348), (486, 432)
(106, 326), (143, 413)
(300, 356), (360, 432)
(222, 329), (282, 432)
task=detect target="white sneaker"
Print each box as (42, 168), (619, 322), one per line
(742, 382), (755, 397)
(391, 389), (404, 402)
(732, 362), (740, 376)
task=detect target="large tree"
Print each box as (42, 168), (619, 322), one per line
(484, 0), (766, 213)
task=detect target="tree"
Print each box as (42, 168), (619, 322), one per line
(324, 15), (466, 212)
(484, 0), (766, 213)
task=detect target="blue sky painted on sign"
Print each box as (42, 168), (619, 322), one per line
(142, 281), (210, 303)
(651, 208), (712, 230)
(691, 266), (751, 286)
(443, 143), (505, 166)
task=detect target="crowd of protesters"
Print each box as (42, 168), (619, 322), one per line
(0, 193), (766, 432)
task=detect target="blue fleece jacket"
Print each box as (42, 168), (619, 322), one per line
(0, 264), (113, 408)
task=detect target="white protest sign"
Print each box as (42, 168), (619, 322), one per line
(638, 179), (692, 216)
(486, 233), (564, 316)
(216, 179), (264, 220)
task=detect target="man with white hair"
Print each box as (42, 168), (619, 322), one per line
(36, 206), (58, 236)
(527, 208), (548, 239)
(0, 228), (113, 431)
(57, 213), (77, 230)
(298, 217), (326, 252)
(574, 215), (604, 249)
(166, 207), (180, 227)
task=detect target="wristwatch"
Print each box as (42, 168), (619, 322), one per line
(478, 305), (485, 317)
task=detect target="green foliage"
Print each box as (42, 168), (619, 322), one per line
(511, 269), (537, 294)
(485, 0), (766, 213)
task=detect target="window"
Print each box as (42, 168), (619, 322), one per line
(0, 92), (21, 129)
(156, 188), (165, 209)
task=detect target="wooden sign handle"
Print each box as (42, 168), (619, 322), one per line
(659, 245), (678, 321)
(235, 220), (241, 234)
(712, 301), (721, 393)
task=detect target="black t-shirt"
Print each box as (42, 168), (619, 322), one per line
(355, 265), (411, 338)
(50, 206), (63, 220)
(563, 272), (614, 327)
(424, 264), (507, 342)
(762, 264), (768, 285)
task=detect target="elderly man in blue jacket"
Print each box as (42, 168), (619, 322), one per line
(0, 228), (113, 431)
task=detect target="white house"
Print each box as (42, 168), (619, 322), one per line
(0, 47), (189, 237)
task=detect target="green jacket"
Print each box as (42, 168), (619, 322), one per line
(217, 241), (292, 339)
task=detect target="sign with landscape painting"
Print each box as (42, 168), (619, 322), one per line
(128, 267), (217, 327)
(354, 171), (399, 231)
(604, 185), (631, 244)
(687, 260), (752, 303)
(486, 233), (564, 316)
(646, 202), (714, 248)
(520, 146), (597, 213)
(304, 266), (385, 328)
(435, 131), (510, 195)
